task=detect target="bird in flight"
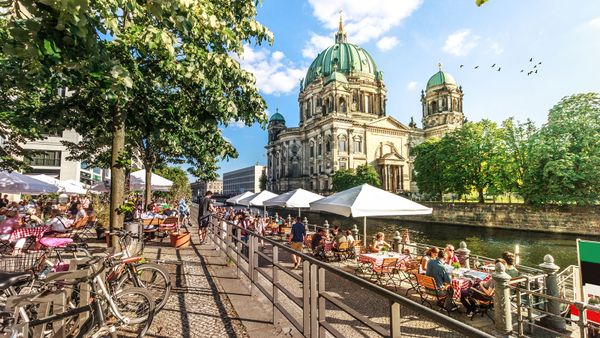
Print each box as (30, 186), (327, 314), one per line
(460, 64), (464, 68)
(497, 67), (501, 71)
(529, 58), (533, 62)
(520, 69), (524, 73)
(491, 63), (496, 67)
(538, 61), (542, 65)
(527, 71), (533, 75)
(474, 65), (479, 69)
(535, 70), (538, 74)
(534, 65), (537, 68)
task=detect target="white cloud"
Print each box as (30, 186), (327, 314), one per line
(238, 44), (306, 95)
(227, 119), (247, 128)
(442, 29), (480, 56)
(489, 42), (504, 55)
(302, 33), (334, 59)
(376, 36), (399, 51)
(406, 81), (418, 91)
(304, 0), (422, 54)
(585, 17), (600, 29)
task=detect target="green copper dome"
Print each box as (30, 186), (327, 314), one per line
(426, 66), (457, 90)
(269, 111), (285, 123)
(303, 15), (380, 88)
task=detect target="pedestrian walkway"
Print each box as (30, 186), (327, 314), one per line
(141, 231), (294, 338)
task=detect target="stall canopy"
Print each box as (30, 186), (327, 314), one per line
(309, 184), (432, 245)
(263, 188), (323, 216)
(0, 171), (59, 194)
(130, 170), (173, 192)
(237, 190), (278, 207)
(30, 175), (88, 194)
(226, 191), (254, 205)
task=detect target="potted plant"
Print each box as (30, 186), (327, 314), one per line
(170, 222), (191, 249)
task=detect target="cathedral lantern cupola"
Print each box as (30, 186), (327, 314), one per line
(421, 63), (464, 136)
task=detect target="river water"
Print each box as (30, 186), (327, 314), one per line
(268, 209), (599, 268)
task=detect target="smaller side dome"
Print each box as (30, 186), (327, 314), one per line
(426, 63), (457, 90)
(269, 109), (285, 124)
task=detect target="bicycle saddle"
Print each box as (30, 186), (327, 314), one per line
(0, 271), (31, 291)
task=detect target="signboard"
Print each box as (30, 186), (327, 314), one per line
(577, 239), (600, 306)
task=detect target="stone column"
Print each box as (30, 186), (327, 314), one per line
(323, 220), (330, 234)
(303, 217), (309, 233)
(392, 231), (401, 253)
(539, 255), (566, 332)
(492, 262), (513, 334)
(351, 224), (359, 242)
(455, 241), (471, 268)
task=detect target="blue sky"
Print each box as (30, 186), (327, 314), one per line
(205, 0), (600, 179)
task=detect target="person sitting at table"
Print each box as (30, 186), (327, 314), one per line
(0, 209), (21, 240)
(426, 249), (458, 311)
(332, 226), (348, 251)
(443, 244), (460, 265)
(25, 208), (44, 226)
(502, 251), (519, 278)
(460, 258), (504, 317)
(345, 230), (355, 246)
(75, 202), (87, 222)
(369, 232), (391, 253)
(311, 228), (326, 258)
(420, 247), (439, 274)
(46, 209), (73, 233)
(141, 204), (166, 220)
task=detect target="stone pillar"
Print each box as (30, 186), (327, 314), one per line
(392, 231), (401, 253)
(323, 220), (330, 234)
(303, 217), (309, 233)
(455, 241), (471, 269)
(539, 255), (566, 332)
(492, 262), (513, 334)
(287, 214), (292, 225)
(351, 224), (359, 241)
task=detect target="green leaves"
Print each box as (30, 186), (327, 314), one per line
(332, 164), (381, 192)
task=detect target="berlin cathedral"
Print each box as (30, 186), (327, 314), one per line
(266, 16), (465, 194)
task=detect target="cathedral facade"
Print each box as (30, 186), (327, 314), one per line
(266, 17), (465, 194)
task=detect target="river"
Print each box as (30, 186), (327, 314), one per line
(267, 209), (599, 268)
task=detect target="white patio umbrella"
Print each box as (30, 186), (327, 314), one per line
(130, 170), (173, 192)
(238, 190), (278, 215)
(60, 180), (87, 194)
(309, 184), (432, 245)
(262, 188), (323, 217)
(0, 171), (59, 194)
(226, 191), (254, 204)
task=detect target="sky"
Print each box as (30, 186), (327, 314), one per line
(203, 0), (600, 180)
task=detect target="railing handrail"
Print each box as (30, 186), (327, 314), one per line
(208, 212), (494, 338)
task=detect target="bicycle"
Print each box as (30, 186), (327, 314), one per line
(1, 253), (155, 338)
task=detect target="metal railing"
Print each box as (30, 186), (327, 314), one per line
(205, 215), (494, 338)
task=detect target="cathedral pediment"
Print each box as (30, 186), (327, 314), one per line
(365, 116), (412, 131)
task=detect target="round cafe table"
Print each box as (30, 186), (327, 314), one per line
(358, 252), (411, 269)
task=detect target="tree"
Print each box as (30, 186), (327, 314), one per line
(331, 164), (381, 192)
(154, 166), (191, 204)
(411, 138), (448, 200)
(521, 93), (600, 205)
(259, 171), (267, 191)
(499, 117), (537, 201)
(1, 1), (273, 240)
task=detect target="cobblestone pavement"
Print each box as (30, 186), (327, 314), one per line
(138, 233), (249, 338)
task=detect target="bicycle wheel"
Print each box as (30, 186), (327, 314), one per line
(116, 263), (171, 312)
(110, 287), (155, 336)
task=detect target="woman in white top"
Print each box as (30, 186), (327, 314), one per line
(46, 210), (73, 233)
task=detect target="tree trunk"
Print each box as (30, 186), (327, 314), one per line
(477, 188), (485, 203)
(145, 164), (152, 210)
(109, 107), (127, 247)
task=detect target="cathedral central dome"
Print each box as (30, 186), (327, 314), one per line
(303, 15), (381, 88)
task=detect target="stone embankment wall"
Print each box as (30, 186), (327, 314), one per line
(397, 202), (600, 235)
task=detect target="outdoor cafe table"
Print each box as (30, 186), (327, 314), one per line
(446, 266), (491, 301)
(358, 252), (411, 269)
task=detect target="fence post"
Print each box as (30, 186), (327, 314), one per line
(318, 267), (326, 338)
(310, 264), (318, 338)
(272, 246), (278, 324)
(236, 227), (242, 279)
(303, 260), (311, 337)
(456, 241), (471, 269)
(539, 254), (566, 332)
(392, 231), (401, 253)
(492, 261), (513, 335)
(390, 301), (401, 337)
(249, 234), (255, 294)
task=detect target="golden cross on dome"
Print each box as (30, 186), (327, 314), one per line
(338, 10), (344, 32)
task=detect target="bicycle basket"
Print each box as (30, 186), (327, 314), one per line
(0, 251), (44, 272)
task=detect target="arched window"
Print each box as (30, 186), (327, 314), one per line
(326, 138), (331, 153)
(318, 141), (322, 156)
(431, 101), (437, 113)
(309, 141), (315, 158)
(325, 98), (329, 114)
(353, 137), (362, 153)
(338, 135), (347, 153)
(339, 98), (346, 113)
(365, 95), (370, 113)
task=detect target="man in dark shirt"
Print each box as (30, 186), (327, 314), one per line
(311, 228), (326, 258)
(198, 191), (215, 243)
(0, 194), (8, 208)
(426, 253), (457, 311)
(288, 217), (306, 269)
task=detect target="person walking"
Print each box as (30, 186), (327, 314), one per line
(288, 217), (306, 269)
(198, 191), (215, 243)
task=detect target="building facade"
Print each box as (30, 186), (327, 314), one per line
(191, 180), (224, 201)
(223, 165), (265, 196)
(266, 17), (464, 194)
(21, 130), (107, 187)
